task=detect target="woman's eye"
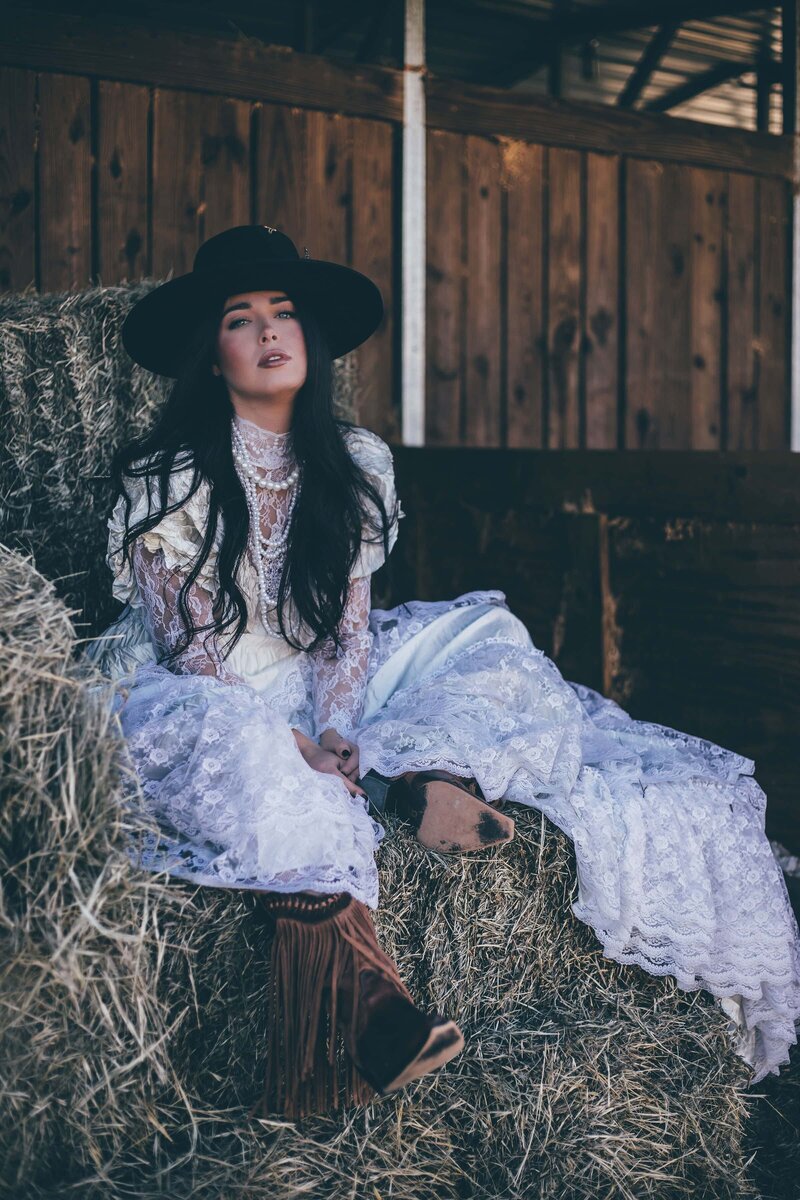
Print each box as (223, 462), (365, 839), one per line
(228, 310), (295, 330)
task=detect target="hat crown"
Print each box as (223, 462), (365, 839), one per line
(193, 225), (300, 274)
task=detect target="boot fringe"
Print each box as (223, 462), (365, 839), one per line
(254, 892), (411, 1121)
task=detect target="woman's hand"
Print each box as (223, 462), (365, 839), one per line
(292, 728), (366, 799)
(318, 727), (361, 783)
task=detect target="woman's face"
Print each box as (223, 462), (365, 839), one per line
(212, 289), (307, 411)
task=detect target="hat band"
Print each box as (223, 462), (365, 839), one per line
(197, 254), (300, 277)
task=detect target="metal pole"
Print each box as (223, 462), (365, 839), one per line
(402, 0), (426, 446)
(786, 1), (800, 449)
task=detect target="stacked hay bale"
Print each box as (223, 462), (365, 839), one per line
(0, 283), (786, 1197)
(0, 545), (190, 1193)
(1, 544), (761, 1199)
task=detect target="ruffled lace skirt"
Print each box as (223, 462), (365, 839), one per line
(89, 589), (800, 1087)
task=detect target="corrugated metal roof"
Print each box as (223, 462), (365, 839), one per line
(341, 1), (787, 134)
(502, 7), (785, 132)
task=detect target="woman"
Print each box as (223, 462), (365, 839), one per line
(91, 225), (800, 1121)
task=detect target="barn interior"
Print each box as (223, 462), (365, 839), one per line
(1, 4), (799, 1197)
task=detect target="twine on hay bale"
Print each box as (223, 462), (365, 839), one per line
(0, 543), (764, 1199)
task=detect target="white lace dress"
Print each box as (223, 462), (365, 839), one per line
(88, 412), (800, 1089)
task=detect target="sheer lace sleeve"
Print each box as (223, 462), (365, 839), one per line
(346, 427), (405, 579)
(131, 539), (244, 685)
(309, 574), (373, 741)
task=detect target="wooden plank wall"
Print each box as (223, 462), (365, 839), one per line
(0, 50), (792, 451)
(387, 447), (800, 851)
(0, 67), (399, 441)
(426, 136), (792, 450)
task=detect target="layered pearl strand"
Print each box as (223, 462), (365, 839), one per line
(230, 417), (302, 636)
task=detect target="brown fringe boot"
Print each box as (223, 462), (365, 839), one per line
(249, 890), (464, 1121)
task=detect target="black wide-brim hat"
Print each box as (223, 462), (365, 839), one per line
(121, 224), (384, 377)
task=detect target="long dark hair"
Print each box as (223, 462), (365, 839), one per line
(109, 291), (398, 667)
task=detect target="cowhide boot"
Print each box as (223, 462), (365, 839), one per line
(384, 769), (515, 853)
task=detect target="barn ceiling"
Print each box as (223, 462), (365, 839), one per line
(13, 2), (789, 133)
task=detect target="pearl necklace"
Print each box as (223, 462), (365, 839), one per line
(231, 425), (299, 492)
(230, 420), (302, 635)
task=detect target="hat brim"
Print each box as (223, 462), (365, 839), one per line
(121, 260), (384, 377)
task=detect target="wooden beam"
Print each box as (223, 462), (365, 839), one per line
(643, 59), (759, 114)
(424, 76), (795, 181)
(547, 49), (563, 101)
(788, 0), (800, 451)
(756, 12), (775, 133)
(616, 22), (679, 109)
(295, 1), (315, 54)
(756, 57), (773, 132)
(390, 446), (800, 525)
(579, 36), (600, 83)
(468, 0), (774, 88)
(547, 0), (570, 100)
(0, 12), (404, 123)
(2, 10), (793, 182)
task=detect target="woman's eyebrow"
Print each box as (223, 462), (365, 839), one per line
(222, 296), (291, 318)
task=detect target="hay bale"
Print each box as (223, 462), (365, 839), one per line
(0, 543), (191, 1192)
(1, 543), (766, 1199)
(3, 280), (788, 1195)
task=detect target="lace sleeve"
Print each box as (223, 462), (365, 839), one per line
(309, 575), (373, 741)
(346, 427), (404, 579)
(131, 539), (244, 685)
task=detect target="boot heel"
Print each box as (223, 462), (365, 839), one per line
(348, 975), (465, 1095)
(379, 1016), (465, 1093)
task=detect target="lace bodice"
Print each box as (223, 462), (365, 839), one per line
(107, 414), (403, 741)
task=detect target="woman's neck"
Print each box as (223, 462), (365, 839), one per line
(234, 411), (291, 439)
(232, 411), (294, 466)
(231, 401), (293, 436)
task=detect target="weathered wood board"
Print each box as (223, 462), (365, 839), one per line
(0, 19), (791, 451)
(387, 447), (800, 850)
(426, 134), (790, 451)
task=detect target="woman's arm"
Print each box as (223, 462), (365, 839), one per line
(309, 574), (373, 743)
(132, 541), (329, 752)
(131, 539), (247, 684)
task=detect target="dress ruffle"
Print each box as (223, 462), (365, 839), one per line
(111, 664), (384, 906)
(106, 426), (404, 606)
(353, 592), (800, 1089)
(106, 460), (220, 607)
(345, 427), (404, 578)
